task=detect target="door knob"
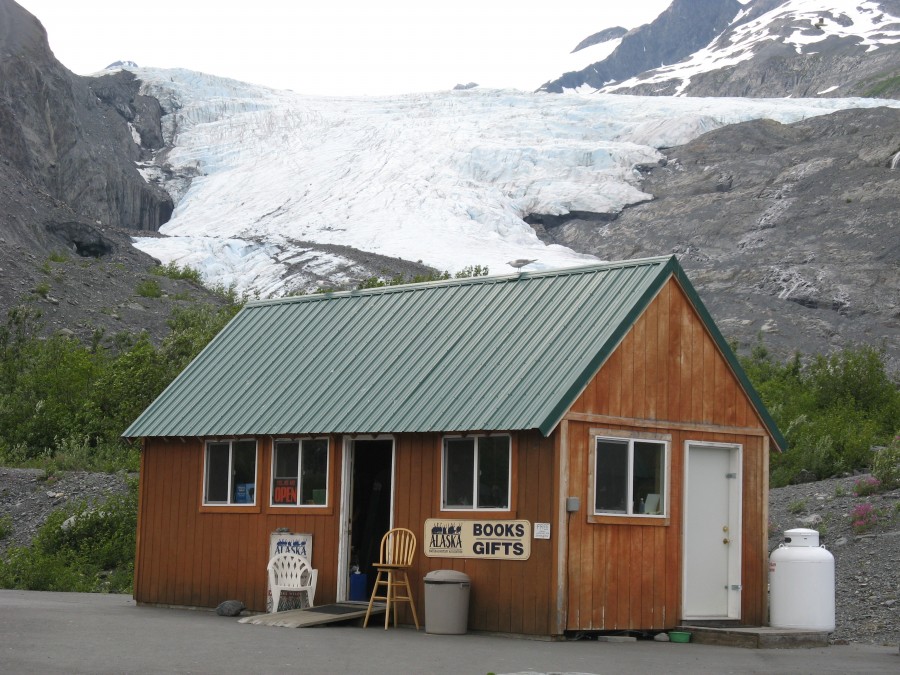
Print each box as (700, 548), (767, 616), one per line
(723, 538), (730, 545)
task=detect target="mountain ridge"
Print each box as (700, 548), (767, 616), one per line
(542, 0), (900, 99)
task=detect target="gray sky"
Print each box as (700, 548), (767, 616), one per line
(17, 0), (671, 95)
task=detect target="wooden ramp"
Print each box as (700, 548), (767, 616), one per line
(678, 624), (831, 648)
(239, 602), (383, 628)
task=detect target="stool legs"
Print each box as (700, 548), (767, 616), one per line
(362, 567), (419, 630)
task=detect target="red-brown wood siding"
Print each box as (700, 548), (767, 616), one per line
(135, 437), (344, 612)
(134, 277), (772, 637)
(135, 429), (558, 635)
(563, 279), (770, 631)
(379, 430), (557, 635)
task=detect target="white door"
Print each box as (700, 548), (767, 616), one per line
(682, 443), (741, 619)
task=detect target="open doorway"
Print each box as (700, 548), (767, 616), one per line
(343, 438), (394, 601)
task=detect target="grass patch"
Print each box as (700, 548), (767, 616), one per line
(135, 279), (162, 298)
(862, 74), (900, 98)
(788, 499), (807, 514)
(33, 281), (51, 298)
(150, 262), (202, 283)
(47, 251), (70, 263)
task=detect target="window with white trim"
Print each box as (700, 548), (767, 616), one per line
(204, 440), (257, 505)
(442, 435), (510, 510)
(271, 438), (329, 506)
(594, 436), (667, 516)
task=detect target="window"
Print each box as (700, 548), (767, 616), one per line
(204, 440), (257, 505)
(271, 439), (329, 507)
(442, 435), (510, 510)
(594, 436), (666, 517)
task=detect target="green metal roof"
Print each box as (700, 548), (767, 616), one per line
(124, 255), (786, 449)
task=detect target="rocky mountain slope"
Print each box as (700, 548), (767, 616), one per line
(543, 0), (900, 99)
(0, 0), (172, 235)
(532, 105), (900, 371)
(1, 0), (899, 371)
(767, 473), (900, 646)
(0, 0), (215, 342)
(540, 0), (742, 93)
(0, 0), (429, 343)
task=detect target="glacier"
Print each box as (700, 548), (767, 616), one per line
(129, 67), (900, 297)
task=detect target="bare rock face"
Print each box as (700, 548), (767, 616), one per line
(539, 0), (742, 92)
(615, 7), (900, 99)
(0, 0), (219, 345)
(544, 0), (900, 100)
(0, 0), (172, 239)
(533, 107), (900, 371)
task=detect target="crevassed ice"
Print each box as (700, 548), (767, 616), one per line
(130, 68), (900, 297)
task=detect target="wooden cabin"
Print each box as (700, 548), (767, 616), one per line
(124, 256), (785, 637)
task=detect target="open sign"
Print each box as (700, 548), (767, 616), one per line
(273, 478), (298, 505)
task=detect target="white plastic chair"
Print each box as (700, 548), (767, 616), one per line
(267, 553), (318, 612)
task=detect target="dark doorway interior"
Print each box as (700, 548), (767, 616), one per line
(350, 439), (393, 597)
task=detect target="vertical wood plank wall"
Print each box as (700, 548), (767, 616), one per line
(135, 436), (343, 612)
(135, 429), (558, 635)
(392, 430), (557, 636)
(564, 279), (770, 631)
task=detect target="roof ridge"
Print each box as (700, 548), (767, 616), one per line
(246, 255), (676, 308)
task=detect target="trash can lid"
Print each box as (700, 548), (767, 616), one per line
(424, 569), (471, 584)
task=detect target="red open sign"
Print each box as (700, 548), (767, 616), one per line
(273, 478), (298, 505)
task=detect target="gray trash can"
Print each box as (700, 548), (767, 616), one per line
(424, 570), (471, 634)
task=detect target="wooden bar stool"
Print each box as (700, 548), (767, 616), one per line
(363, 527), (420, 630)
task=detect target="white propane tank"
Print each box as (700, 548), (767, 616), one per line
(769, 528), (835, 631)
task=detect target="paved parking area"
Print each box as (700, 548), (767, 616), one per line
(1, 590), (897, 674)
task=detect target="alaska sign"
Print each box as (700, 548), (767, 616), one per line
(424, 519), (531, 560)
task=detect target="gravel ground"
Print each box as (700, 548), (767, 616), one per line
(768, 473), (900, 646)
(1, 468), (898, 646)
(0, 468), (129, 556)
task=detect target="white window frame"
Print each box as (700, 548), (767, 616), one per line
(203, 439), (258, 506)
(592, 432), (669, 518)
(441, 434), (511, 512)
(270, 437), (330, 508)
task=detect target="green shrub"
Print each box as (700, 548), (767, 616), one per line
(871, 435), (900, 490)
(853, 476), (883, 496)
(0, 515), (12, 541)
(0, 299), (240, 469)
(47, 251), (70, 263)
(150, 261), (202, 283)
(742, 342), (900, 487)
(355, 264), (488, 290)
(135, 279), (162, 298)
(0, 479), (137, 593)
(863, 74), (900, 98)
(33, 281), (51, 297)
(849, 502), (881, 534)
(46, 435), (140, 474)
